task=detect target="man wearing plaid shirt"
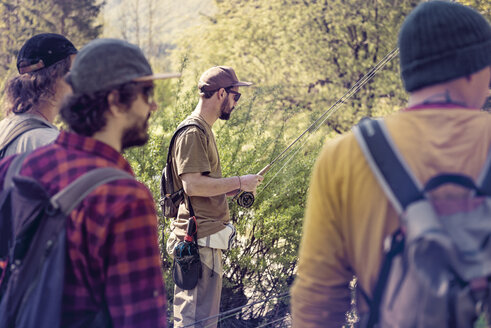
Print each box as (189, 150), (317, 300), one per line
(0, 39), (179, 327)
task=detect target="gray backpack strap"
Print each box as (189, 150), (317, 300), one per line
(0, 119), (50, 158)
(3, 152), (30, 190)
(50, 168), (134, 216)
(353, 118), (423, 328)
(353, 118), (424, 214)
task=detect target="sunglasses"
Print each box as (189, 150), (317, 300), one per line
(138, 84), (155, 104)
(226, 88), (241, 102)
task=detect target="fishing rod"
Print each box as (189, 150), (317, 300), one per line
(234, 47), (400, 208)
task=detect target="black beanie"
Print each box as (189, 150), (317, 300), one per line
(398, 0), (491, 92)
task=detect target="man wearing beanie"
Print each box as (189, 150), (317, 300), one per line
(291, 1), (491, 327)
(0, 39), (179, 327)
(0, 33), (77, 158)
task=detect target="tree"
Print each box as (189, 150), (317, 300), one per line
(51, 0), (103, 47)
(0, 0), (104, 115)
(101, 0), (215, 66)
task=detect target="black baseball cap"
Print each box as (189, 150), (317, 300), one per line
(17, 33), (77, 74)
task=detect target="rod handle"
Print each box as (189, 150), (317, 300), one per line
(257, 164), (271, 176)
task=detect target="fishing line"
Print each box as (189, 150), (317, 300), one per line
(236, 47), (400, 207)
(183, 292), (290, 328)
(255, 315), (290, 328)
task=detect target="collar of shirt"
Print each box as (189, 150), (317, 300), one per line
(55, 130), (134, 175)
(402, 103), (478, 112)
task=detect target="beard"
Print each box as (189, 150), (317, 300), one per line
(219, 96), (234, 121)
(121, 113), (151, 150)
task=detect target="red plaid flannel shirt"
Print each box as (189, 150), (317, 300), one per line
(0, 131), (166, 327)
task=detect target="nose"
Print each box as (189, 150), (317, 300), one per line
(150, 101), (158, 112)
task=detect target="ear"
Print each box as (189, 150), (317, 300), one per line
(217, 88), (226, 100)
(107, 90), (126, 118)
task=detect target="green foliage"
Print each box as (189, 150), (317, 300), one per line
(459, 0), (491, 20)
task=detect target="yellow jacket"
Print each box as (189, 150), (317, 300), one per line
(291, 107), (491, 327)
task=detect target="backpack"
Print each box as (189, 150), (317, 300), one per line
(0, 118), (50, 159)
(160, 123), (205, 218)
(0, 152), (133, 328)
(354, 118), (491, 328)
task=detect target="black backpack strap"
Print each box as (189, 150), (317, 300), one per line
(364, 229), (405, 328)
(476, 146), (491, 196)
(166, 123), (206, 212)
(352, 118), (424, 214)
(50, 167), (134, 216)
(166, 123), (206, 165)
(3, 152), (30, 190)
(0, 118), (50, 158)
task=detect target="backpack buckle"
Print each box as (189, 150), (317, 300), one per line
(46, 200), (60, 216)
(384, 229), (405, 255)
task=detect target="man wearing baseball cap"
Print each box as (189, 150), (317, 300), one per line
(166, 66), (263, 327)
(0, 33), (77, 158)
(0, 38), (179, 327)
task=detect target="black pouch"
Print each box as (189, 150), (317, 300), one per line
(160, 188), (184, 218)
(172, 241), (201, 290)
(160, 164), (184, 218)
(172, 216), (201, 290)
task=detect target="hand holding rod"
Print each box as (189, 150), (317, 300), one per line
(235, 164), (271, 208)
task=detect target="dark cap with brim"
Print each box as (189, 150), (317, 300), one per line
(198, 66), (252, 92)
(65, 38), (181, 94)
(17, 33), (77, 74)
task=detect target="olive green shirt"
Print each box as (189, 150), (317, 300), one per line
(170, 114), (230, 240)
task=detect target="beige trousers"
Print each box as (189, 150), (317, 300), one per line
(171, 244), (223, 328)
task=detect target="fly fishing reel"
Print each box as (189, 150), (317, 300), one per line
(233, 165), (270, 208)
(235, 191), (255, 208)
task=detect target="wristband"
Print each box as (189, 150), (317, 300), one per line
(237, 176), (242, 190)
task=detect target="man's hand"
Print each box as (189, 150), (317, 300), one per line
(239, 174), (264, 194)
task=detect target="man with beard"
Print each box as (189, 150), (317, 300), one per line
(167, 66), (263, 327)
(0, 38), (179, 327)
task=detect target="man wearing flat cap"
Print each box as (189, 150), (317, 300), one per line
(166, 66), (263, 327)
(0, 33), (77, 158)
(0, 38), (180, 327)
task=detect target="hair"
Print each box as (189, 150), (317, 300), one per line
(60, 82), (141, 136)
(199, 86), (234, 99)
(4, 56), (72, 115)
(199, 87), (217, 99)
